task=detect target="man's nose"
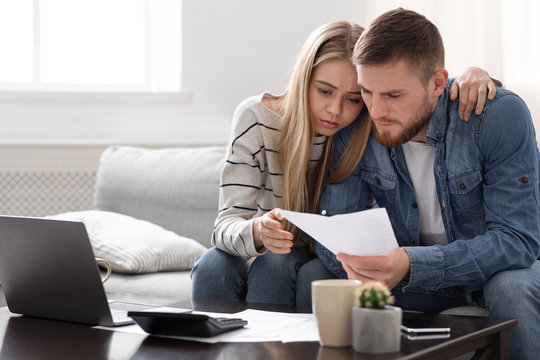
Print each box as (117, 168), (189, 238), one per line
(369, 95), (388, 119)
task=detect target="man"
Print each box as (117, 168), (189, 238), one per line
(315, 8), (540, 360)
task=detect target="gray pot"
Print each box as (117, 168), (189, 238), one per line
(352, 305), (402, 354)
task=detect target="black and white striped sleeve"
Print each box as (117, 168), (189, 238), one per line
(212, 101), (272, 257)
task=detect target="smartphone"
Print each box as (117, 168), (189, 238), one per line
(400, 324), (451, 335)
(401, 331), (451, 340)
(401, 312), (451, 336)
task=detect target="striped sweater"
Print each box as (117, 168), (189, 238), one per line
(212, 93), (326, 257)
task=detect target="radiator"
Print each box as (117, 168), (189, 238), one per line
(0, 146), (103, 217)
(0, 170), (96, 217)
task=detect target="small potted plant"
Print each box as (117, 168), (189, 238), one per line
(351, 281), (402, 354)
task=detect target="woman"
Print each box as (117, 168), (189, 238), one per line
(191, 20), (496, 306)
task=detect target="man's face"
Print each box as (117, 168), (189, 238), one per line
(356, 59), (438, 147)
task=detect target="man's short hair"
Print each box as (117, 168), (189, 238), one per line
(353, 8), (445, 85)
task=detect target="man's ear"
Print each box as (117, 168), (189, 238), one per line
(432, 68), (448, 96)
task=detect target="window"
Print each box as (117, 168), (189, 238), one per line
(0, 0), (182, 92)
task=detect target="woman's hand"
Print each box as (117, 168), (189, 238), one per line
(450, 66), (497, 121)
(253, 208), (294, 254)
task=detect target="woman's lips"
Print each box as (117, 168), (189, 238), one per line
(320, 119), (338, 129)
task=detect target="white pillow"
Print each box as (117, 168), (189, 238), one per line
(47, 210), (207, 274)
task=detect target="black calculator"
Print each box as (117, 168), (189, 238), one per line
(127, 311), (248, 337)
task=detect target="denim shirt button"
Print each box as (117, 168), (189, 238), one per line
(411, 203), (418, 209)
(376, 178), (381, 185)
(521, 176), (529, 184)
(436, 132), (442, 139)
(459, 181), (466, 190)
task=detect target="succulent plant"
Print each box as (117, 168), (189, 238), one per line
(355, 281), (395, 309)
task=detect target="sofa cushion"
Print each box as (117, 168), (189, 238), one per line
(47, 210), (207, 274)
(103, 271), (193, 299)
(93, 146), (226, 249)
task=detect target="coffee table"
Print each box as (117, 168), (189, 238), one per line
(0, 298), (516, 359)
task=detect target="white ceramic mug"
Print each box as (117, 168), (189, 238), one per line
(312, 279), (362, 347)
(95, 257), (112, 283)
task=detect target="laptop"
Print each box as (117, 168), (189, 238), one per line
(0, 215), (159, 327)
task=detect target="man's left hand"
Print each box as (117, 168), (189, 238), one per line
(336, 247), (411, 289)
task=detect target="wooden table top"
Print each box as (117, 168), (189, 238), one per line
(0, 297), (517, 360)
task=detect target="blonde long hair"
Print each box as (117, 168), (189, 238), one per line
(279, 21), (371, 246)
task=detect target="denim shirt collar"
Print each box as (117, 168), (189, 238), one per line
(424, 78), (456, 147)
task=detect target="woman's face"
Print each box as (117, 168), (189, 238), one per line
(308, 58), (364, 136)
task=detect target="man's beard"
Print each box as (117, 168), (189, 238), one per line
(373, 98), (434, 148)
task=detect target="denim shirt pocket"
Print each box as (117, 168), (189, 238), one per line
(360, 168), (397, 210)
(447, 169), (485, 224)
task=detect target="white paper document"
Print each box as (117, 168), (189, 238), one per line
(99, 308), (319, 344)
(280, 208), (398, 256)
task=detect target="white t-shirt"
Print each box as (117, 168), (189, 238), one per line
(401, 141), (448, 246)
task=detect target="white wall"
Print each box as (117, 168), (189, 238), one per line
(0, 0), (537, 147)
(0, 0), (366, 147)
(181, 0), (366, 144)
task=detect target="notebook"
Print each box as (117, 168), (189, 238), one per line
(0, 215), (158, 327)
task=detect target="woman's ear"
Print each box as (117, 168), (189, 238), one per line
(432, 68), (449, 96)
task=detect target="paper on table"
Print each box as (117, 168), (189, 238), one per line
(280, 208), (398, 256)
(232, 309), (318, 343)
(98, 308), (319, 343)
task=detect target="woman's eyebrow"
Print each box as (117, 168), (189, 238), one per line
(314, 80), (337, 89)
(315, 80), (362, 95)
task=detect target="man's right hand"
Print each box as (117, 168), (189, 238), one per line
(336, 247), (411, 289)
(253, 208), (294, 254)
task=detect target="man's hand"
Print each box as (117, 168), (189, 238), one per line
(253, 208), (293, 254)
(336, 247), (411, 289)
(450, 66), (497, 122)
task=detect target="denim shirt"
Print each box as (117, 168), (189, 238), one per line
(316, 79), (540, 294)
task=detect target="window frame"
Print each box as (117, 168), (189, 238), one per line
(0, 0), (183, 94)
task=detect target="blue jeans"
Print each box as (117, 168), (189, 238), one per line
(482, 260), (540, 360)
(191, 247), (332, 305)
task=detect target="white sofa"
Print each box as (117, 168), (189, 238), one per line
(94, 145), (226, 300)
(0, 145), (226, 307)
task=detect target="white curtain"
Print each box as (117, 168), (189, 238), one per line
(361, 0), (540, 138)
